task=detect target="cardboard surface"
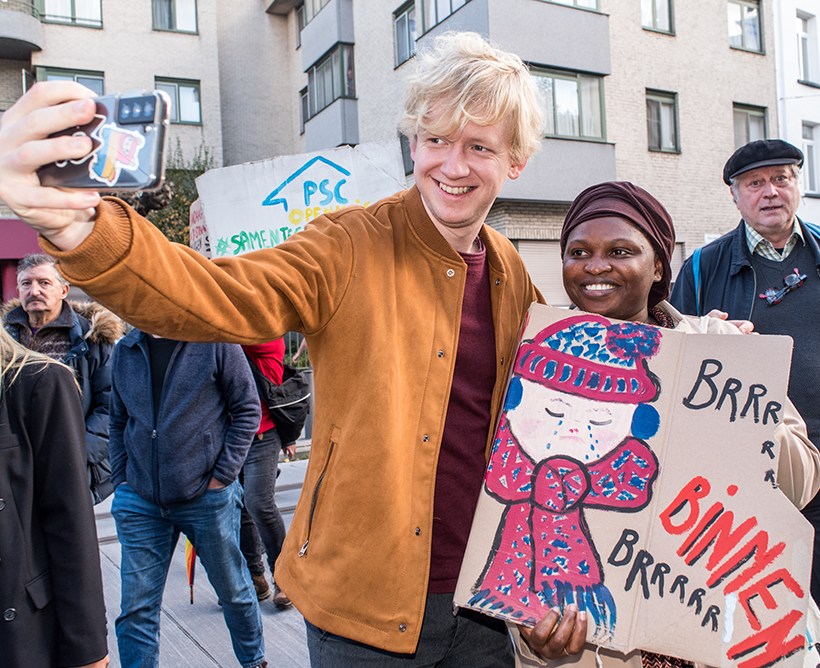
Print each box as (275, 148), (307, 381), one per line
(192, 141), (405, 258)
(455, 304), (812, 668)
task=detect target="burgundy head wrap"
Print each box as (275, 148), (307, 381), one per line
(560, 181), (676, 309)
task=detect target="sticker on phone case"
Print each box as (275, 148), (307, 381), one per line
(88, 122), (146, 187)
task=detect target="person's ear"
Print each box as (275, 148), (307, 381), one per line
(508, 159), (527, 180)
(653, 255), (663, 283)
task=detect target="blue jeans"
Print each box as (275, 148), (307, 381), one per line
(112, 481), (265, 668)
(240, 427), (287, 580)
(306, 593), (514, 667)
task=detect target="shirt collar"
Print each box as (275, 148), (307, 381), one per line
(744, 219), (804, 261)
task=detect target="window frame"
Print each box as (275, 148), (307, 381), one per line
(420, 0), (471, 34)
(155, 78), (202, 125)
(36, 0), (103, 28)
(307, 43), (355, 118)
(37, 67), (105, 95)
(646, 89), (679, 154)
(642, 0), (674, 34)
(531, 67), (606, 142)
(300, 87), (309, 134)
(798, 13), (818, 85)
(296, 4), (305, 48)
(727, 0), (763, 53)
(803, 122), (818, 195)
(394, 2), (417, 68)
(303, 0), (330, 25)
(732, 103), (767, 148)
(152, 0), (198, 34)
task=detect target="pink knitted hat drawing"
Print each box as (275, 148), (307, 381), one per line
(515, 315), (661, 404)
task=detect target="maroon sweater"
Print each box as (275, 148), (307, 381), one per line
(428, 242), (497, 593)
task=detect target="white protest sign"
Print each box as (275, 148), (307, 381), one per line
(194, 141), (405, 258)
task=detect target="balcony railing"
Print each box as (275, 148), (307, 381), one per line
(0, 0), (42, 20)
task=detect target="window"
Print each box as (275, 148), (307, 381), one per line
(300, 88), (309, 134)
(296, 5), (305, 48)
(798, 14), (817, 83)
(733, 104), (766, 148)
(728, 0), (761, 52)
(304, 0), (330, 24)
(532, 69), (604, 140)
(395, 3), (417, 67)
(39, 0), (102, 27)
(646, 90), (678, 152)
(421, 0), (469, 33)
(155, 79), (201, 124)
(804, 123), (818, 193)
(152, 0), (197, 33)
(642, 0), (672, 33)
(39, 68), (104, 95)
(307, 44), (355, 117)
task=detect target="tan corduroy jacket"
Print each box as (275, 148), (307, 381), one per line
(43, 186), (542, 654)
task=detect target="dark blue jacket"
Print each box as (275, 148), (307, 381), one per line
(670, 218), (820, 320)
(109, 330), (261, 507)
(4, 300), (122, 503)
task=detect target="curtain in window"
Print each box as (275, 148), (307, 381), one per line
(343, 45), (355, 98)
(178, 85), (200, 123)
(647, 99), (661, 149)
(659, 101), (675, 149)
(728, 3), (743, 46)
(153, 0), (173, 30)
(743, 5), (760, 50)
(656, 0), (670, 31)
(76, 76), (104, 95)
(579, 75), (601, 138)
(554, 78), (579, 137)
(806, 143), (817, 192)
(535, 76), (555, 136)
(156, 83), (178, 121)
(396, 13), (409, 65)
(75, 0), (101, 25)
(176, 0), (197, 32)
(44, 0), (72, 22)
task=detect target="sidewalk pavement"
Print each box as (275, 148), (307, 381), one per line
(95, 457), (311, 668)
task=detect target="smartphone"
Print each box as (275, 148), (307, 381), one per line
(38, 90), (170, 192)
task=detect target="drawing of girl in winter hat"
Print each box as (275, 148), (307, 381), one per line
(468, 313), (662, 638)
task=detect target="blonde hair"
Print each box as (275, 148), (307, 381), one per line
(400, 32), (544, 166)
(0, 326), (69, 393)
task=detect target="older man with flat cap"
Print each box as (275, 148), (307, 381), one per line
(671, 138), (820, 603)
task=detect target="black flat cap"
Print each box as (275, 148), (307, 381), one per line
(723, 139), (804, 185)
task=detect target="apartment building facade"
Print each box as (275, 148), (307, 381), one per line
(0, 0), (781, 304)
(774, 0), (820, 222)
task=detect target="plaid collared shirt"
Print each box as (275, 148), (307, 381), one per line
(744, 219), (805, 261)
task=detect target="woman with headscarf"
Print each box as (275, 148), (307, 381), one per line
(0, 325), (109, 668)
(512, 181), (819, 668)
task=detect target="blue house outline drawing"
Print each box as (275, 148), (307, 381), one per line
(262, 156), (351, 211)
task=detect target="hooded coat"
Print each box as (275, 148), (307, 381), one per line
(3, 299), (124, 502)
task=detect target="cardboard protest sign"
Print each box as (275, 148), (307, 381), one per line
(193, 141), (405, 258)
(189, 198), (210, 258)
(455, 304), (813, 668)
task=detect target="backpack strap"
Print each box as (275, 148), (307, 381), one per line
(692, 246), (703, 317)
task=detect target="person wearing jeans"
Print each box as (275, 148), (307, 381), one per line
(241, 340), (297, 607)
(109, 331), (265, 668)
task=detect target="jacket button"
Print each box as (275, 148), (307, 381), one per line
(422, 434), (429, 442)
(495, 279), (500, 285)
(3, 608), (16, 621)
(446, 269), (455, 277)
(0, 499), (5, 511)
(399, 623), (407, 632)
(415, 527), (421, 535)
(437, 350), (444, 358)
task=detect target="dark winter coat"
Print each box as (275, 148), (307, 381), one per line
(0, 361), (108, 667)
(670, 217), (820, 320)
(3, 300), (124, 502)
(109, 330), (261, 507)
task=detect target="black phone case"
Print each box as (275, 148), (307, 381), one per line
(38, 90), (169, 192)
